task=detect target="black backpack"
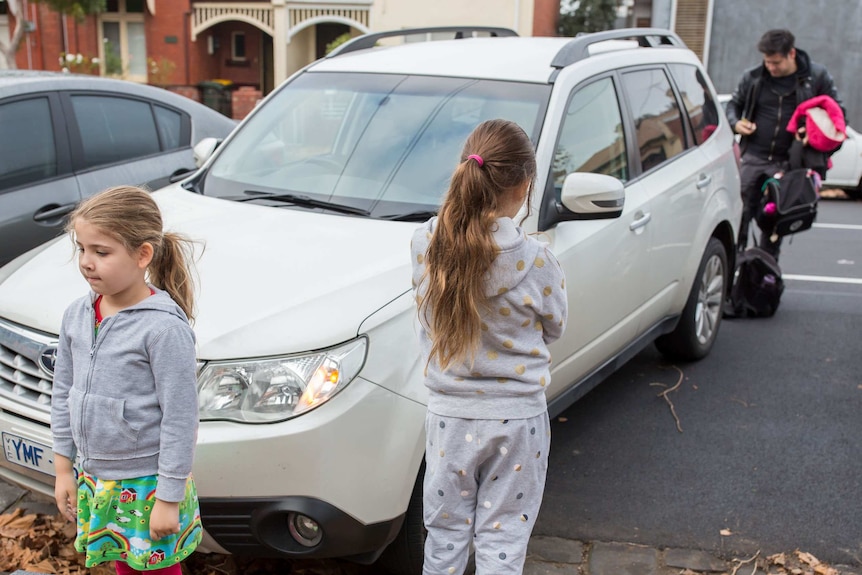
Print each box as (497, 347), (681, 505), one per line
(755, 168), (819, 238)
(724, 246), (784, 318)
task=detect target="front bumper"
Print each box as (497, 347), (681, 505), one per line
(200, 495), (403, 563)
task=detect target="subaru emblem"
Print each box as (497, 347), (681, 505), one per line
(38, 347), (58, 376)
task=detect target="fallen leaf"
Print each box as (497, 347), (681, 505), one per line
(720, 528), (733, 536)
(769, 552), (787, 565)
(796, 551), (820, 567)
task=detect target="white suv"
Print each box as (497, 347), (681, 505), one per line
(0, 27), (740, 574)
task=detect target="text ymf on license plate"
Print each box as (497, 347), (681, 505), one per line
(2, 432), (55, 476)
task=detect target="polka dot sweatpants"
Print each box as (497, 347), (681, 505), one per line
(423, 411), (550, 575)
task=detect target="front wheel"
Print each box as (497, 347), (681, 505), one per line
(656, 237), (727, 361)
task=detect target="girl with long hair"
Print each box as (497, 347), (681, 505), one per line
(412, 119), (568, 574)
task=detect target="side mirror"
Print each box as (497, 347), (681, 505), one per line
(193, 137), (221, 168)
(560, 172), (625, 218)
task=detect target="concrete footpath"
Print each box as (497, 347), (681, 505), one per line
(2, 479), (860, 575)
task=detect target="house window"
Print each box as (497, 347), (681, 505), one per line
(100, 0), (147, 81)
(231, 32), (246, 61)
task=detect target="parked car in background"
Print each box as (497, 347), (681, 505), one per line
(0, 28), (740, 574)
(0, 71), (237, 267)
(718, 93), (862, 198)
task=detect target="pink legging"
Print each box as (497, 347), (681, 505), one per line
(115, 561), (182, 575)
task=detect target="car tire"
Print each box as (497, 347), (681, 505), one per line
(655, 237), (727, 361)
(376, 464), (476, 575)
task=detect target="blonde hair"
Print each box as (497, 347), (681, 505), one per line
(419, 119), (537, 369)
(66, 186), (197, 322)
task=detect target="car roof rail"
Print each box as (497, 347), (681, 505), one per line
(327, 26), (519, 58)
(551, 27), (685, 69)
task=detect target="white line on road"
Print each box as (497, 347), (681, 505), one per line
(784, 274), (862, 285)
(812, 223), (862, 231)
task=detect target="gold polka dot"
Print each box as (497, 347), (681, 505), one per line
(561, 279), (566, 289)
(487, 350), (499, 360)
(499, 307), (511, 316)
(497, 377), (508, 383)
(543, 286), (553, 296)
(493, 521), (502, 529)
(417, 254), (424, 264)
(481, 322), (489, 331)
(516, 260), (525, 271)
(520, 515), (527, 522)
(536, 451), (541, 458)
(454, 377), (464, 381)
(503, 340), (514, 349)
(530, 349), (540, 356)
(476, 389), (485, 394)
(498, 287), (508, 295)
(514, 365), (526, 375)
(440, 450), (445, 457)
(466, 518), (472, 525)
(442, 512), (450, 518)
(535, 257), (545, 268)
(535, 321), (543, 331)
(459, 469), (467, 476)
(449, 568), (456, 574)
(471, 371), (482, 377)
(523, 295), (533, 306)
(426, 232), (432, 240)
(521, 319), (531, 327)
(514, 464), (522, 471)
(559, 319), (564, 326)
(540, 376), (546, 387)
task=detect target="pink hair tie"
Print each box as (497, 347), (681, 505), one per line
(467, 154), (484, 167)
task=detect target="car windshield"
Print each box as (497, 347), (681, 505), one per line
(203, 72), (550, 218)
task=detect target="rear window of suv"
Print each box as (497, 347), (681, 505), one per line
(205, 72), (550, 217)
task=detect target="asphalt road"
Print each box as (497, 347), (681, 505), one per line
(536, 198), (862, 565)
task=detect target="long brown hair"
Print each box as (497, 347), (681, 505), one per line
(420, 119), (537, 370)
(66, 186), (197, 322)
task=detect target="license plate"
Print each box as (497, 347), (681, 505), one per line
(2, 432), (55, 476)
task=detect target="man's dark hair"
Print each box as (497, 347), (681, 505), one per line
(757, 29), (795, 56)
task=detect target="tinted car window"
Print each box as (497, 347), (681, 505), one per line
(154, 104), (182, 150)
(553, 77), (628, 185)
(71, 95), (160, 168)
(669, 64), (720, 146)
(621, 69), (686, 172)
(0, 98), (58, 190)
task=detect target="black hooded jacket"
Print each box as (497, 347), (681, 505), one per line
(726, 48), (844, 163)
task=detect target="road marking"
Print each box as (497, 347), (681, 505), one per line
(812, 223), (862, 231)
(784, 274), (862, 285)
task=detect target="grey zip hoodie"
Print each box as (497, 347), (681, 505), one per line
(412, 217), (568, 420)
(51, 287), (198, 502)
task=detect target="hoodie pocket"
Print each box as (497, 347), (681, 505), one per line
(76, 392), (140, 460)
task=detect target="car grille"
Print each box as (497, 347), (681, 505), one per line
(0, 318), (56, 414)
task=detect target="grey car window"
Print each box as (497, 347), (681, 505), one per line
(620, 69), (686, 172)
(71, 95), (160, 168)
(553, 77), (628, 186)
(154, 104), (182, 150)
(0, 98), (58, 190)
(668, 63), (720, 146)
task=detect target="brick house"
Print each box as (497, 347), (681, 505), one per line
(3, 0), (560, 119)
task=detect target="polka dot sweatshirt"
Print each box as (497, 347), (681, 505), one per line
(412, 216), (568, 420)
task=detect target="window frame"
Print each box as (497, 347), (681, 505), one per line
(667, 62), (721, 148)
(98, 0), (147, 82)
(231, 31), (246, 62)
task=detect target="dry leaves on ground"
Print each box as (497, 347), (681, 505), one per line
(0, 509), (372, 575)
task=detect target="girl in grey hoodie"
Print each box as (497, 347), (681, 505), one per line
(413, 119), (568, 575)
(51, 186), (201, 574)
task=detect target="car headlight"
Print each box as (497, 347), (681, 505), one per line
(196, 337), (367, 423)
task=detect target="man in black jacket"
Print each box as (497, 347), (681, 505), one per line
(726, 29), (844, 260)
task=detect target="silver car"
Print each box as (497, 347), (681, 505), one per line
(0, 70), (236, 266)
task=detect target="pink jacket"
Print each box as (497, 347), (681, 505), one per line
(786, 95), (846, 153)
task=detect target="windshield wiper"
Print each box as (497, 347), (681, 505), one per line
(378, 210), (438, 222)
(239, 191), (371, 217)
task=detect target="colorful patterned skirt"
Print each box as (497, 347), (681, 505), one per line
(74, 471), (202, 570)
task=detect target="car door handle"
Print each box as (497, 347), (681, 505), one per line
(33, 203), (77, 222)
(696, 174), (712, 189)
(629, 212), (651, 231)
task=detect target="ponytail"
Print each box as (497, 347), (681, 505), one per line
(419, 119), (537, 370)
(148, 232), (197, 322)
